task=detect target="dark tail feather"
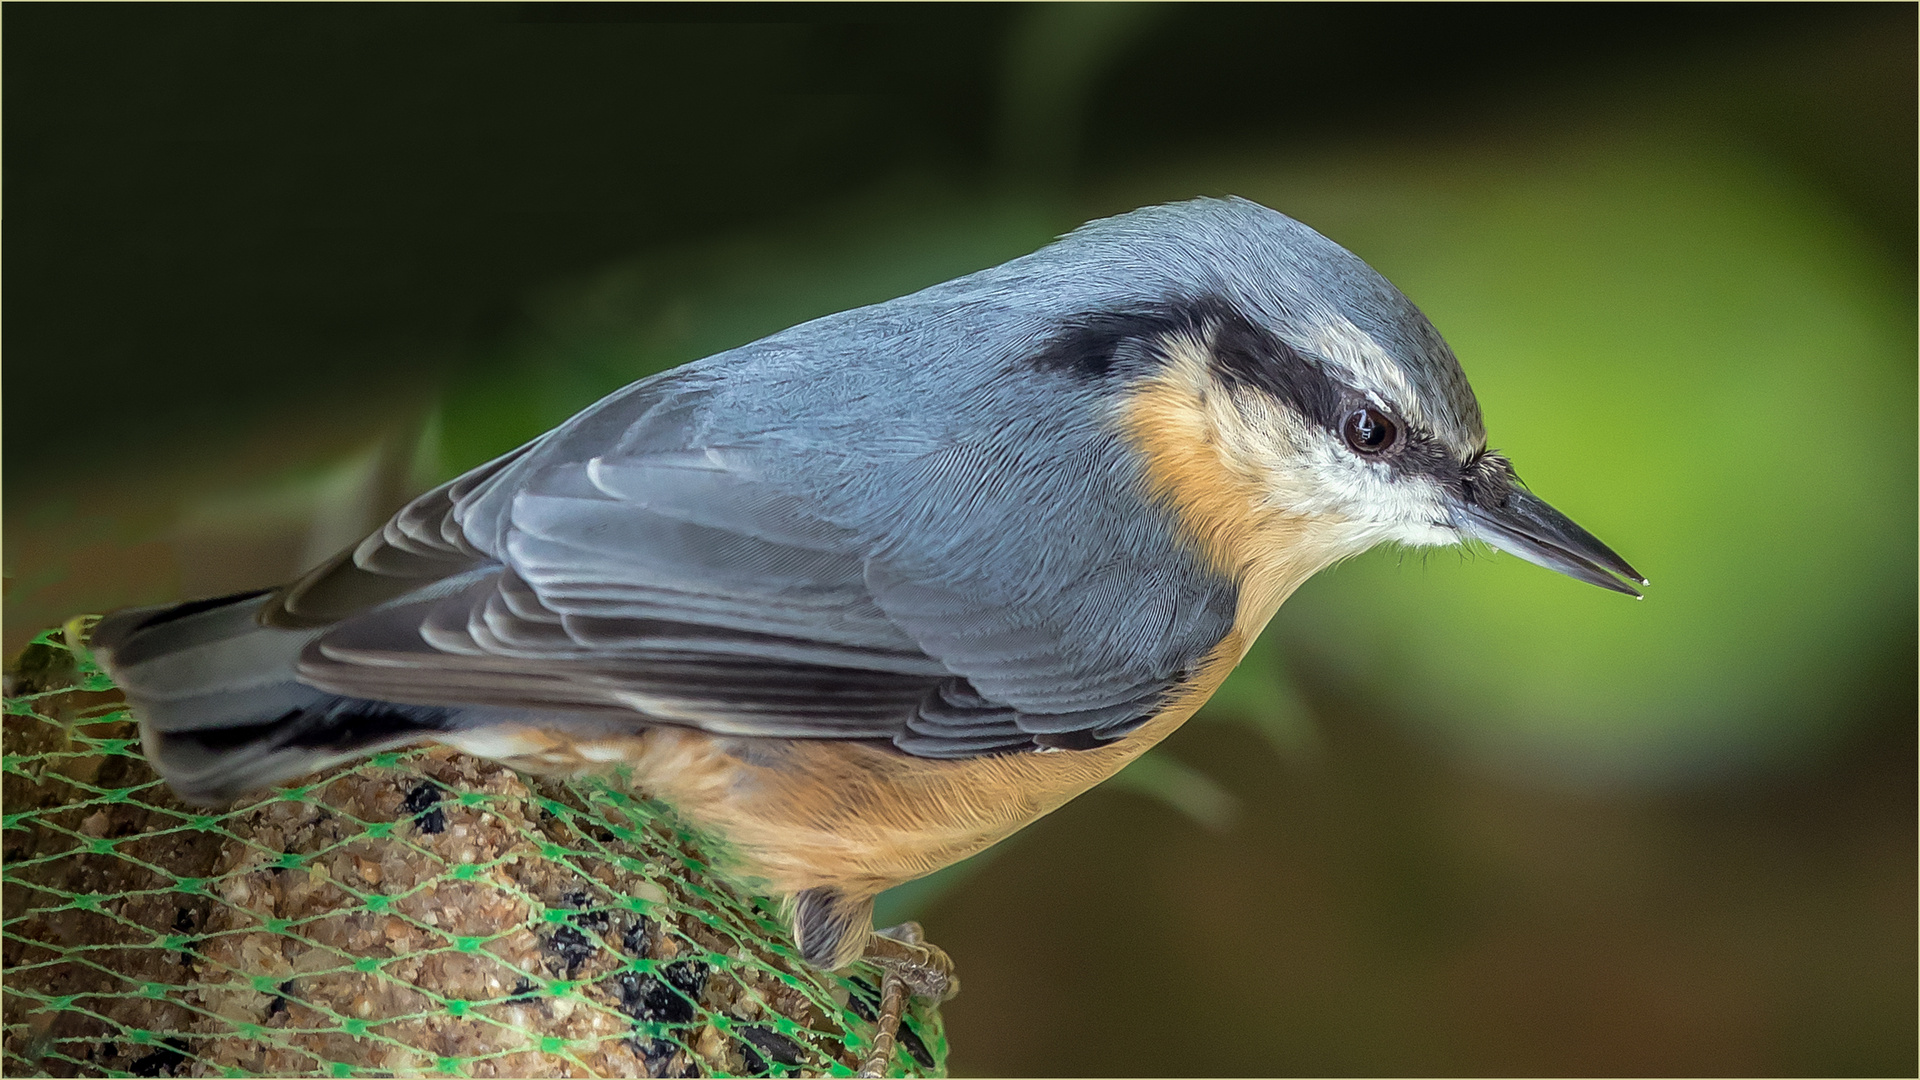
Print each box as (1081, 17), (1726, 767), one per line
(92, 588), (455, 805)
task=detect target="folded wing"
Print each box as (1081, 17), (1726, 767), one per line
(287, 364), (1236, 758)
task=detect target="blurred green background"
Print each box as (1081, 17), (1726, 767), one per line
(6, 5), (1913, 1075)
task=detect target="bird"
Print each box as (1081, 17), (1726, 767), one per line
(91, 196), (1643, 1074)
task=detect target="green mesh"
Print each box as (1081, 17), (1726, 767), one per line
(2, 622), (947, 1078)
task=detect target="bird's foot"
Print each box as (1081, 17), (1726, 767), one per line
(855, 921), (957, 1077)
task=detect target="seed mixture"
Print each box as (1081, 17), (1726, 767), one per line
(3, 629), (947, 1077)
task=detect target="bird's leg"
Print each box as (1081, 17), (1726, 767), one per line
(855, 921), (957, 1077)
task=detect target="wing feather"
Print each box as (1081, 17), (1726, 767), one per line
(296, 336), (1237, 756)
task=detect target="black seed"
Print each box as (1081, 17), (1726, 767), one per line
(558, 890), (613, 932)
(507, 977), (539, 1002)
(737, 1039), (769, 1076)
(737, 1026), (806, 1067)
(127, 1039), (189, 1077)
(615, 973), (650, 1019)
(266, 995), (287, 1018)
(622, 915), (656, 957)
(401, 780), (444, 814)
(402, 780), (446, 833)
(546, 925), (594, 979)
(613, 959), (708, 1026)
(846, 977), (878, 1023)
(898, 1020), (934, 1070)
(663, 959), (708, 1006)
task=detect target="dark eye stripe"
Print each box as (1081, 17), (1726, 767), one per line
(1030, 294), (1349, 429)
(1030, 293), (1476, 484)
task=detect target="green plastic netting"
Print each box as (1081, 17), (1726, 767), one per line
(2, 621), (947, 1078)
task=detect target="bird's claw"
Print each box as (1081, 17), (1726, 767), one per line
(855, 921), (957, 1076)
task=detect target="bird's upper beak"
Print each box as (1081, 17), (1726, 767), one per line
(1450, 475), (1646, 598)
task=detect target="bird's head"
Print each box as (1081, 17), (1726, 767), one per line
(1041, 198), (1643, 630)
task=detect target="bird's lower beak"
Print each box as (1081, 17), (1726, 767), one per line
(1451, 482), (1646, 598)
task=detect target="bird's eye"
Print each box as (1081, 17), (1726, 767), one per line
(1342, 407), (1398, 454)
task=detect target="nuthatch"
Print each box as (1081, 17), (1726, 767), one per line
(94, 197), (1642, 1072)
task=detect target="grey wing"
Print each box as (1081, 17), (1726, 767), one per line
(292, 367), (1236, 756)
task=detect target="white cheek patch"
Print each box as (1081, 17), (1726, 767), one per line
(1198, 372), (1462, 566)
(1256, 420), (1460, 554)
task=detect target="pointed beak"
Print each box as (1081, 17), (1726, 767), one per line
(1451, 475), (1647, 598)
